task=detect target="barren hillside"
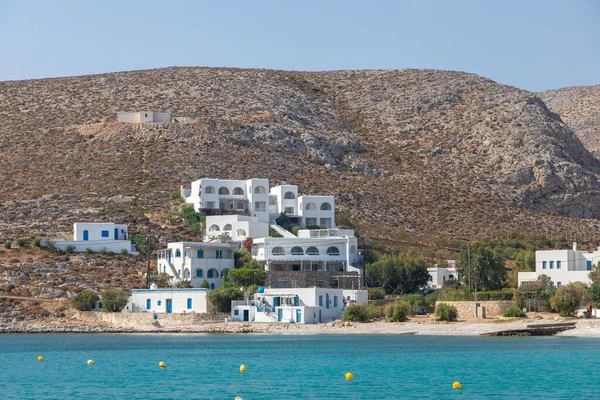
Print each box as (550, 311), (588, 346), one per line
(2, 67), (600, 243)
(539, 85), (600, 155)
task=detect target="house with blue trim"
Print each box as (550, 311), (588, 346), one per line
(128, 287), (211, 313)
(50, 222), (138, 254)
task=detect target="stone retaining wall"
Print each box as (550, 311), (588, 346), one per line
(74, 310), (228, 329)
(436, 300), (514, 319)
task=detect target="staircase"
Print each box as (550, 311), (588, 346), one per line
(168, 262), (181, 280)
(269, 223), (296, 238)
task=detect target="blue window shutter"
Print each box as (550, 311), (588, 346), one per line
(101, 230), (109, 238)
(187, 298), (192, 309)
(197, 250), (204, 258)
(146, 299), (151, 309)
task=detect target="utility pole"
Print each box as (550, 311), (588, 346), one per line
(467, 242), (471, 293)
(146, 226), (152, 289)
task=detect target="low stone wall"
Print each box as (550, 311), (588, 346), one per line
(74, 310), (228, 329)
(436, 300), (514, 319)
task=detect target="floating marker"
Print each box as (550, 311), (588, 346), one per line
(239, 364), (247, 373)
(37, 356), (44, 362)
(87, 360), (95, 365)
(453, 381), (462, 389)
(159, 361), (166, 368)
(235, 397), (244, 400)
(345, 372), (354, 380)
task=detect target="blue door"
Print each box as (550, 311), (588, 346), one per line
(277, 308), (283, 322)
(114, 228), (119, 240)
(83, 230), (89, 241)
(168, 251), (172, 263)
(326, 293), (330, 309)
(146, 299), (151, 310)
(166, 299), (172, 313)
(319, 310), (322, 323)
(296, 310), (301, 323)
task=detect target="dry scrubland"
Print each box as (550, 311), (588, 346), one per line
(1, 68), (600, 245)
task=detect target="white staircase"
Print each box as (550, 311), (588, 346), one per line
(269, 223), (296, 238)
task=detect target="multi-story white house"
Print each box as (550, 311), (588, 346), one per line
(205, 215), (269, 242)
(51, 222), (138, 254)
(427, 261), (458, 289)
(156, 242), (235, 289)
(230, 287), (368, 323)
(518, 243), (599, 287)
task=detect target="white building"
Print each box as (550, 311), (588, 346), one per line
(230, 287), (368, 323)
(205, 215), (269, 242)
(518, 243), (598, 287)
(156, 242), (235, 289)
(427, 261), (458, 289)
(52, 222), (138, 254)
(128, 288), (210, 313)
(252, 228), (360, 276)
(117, 111), (171, 123)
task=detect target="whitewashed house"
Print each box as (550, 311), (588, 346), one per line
(427, 261), (458, 289)
(156, 242), (235, 289)
(117, 111), (171, 123)
(205, 215), (269, 242)
(127, 288), (210, 313)
(518, 243), (599, 287)
(52, 222), (138, 254)
(231, 287), (368, 323)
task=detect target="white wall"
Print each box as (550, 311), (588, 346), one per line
(427, 267), (458, 289)
(298, 195), (335, 227)
(130, 289), (210, 313)
(205, 215), (269, 241)
(53, 240), (137, 254)
(518, 247), (600, 287)
(74, 223), (128, 241)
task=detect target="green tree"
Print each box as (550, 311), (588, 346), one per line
(518, 275), (555, 312)
(366, 254), (430, 294)
(100, 290), (129, 312)
(511, 249), (536, 287)
(588, 283), (600, 308)
(368, 287), (386, 300)
(207, 284), (242, 313)
(589, 263), (600, 285)
(228, 267), (267, 287)
(458, 243), (506, 291)
(551, 282), (589, 317)
(70, 290), (99, 311)
(133, 235), (148, 255)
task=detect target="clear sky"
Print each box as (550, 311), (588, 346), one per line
(0, 0), (598, 91)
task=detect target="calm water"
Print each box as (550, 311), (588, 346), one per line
(0, 333), (596, 399)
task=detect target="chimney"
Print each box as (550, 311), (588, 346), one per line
(573, 242), (577, 251)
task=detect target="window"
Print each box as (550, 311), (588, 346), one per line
(549, 261), (554, 269)
(292, 265), (300, 271)
(207, 269), (214, 278)
(98, 302), (102, 309)
(235, 229), (247, 236)
(254, 185), (266, 194)
(587, 261), (593, 271)
(218, 187), (230, 195)
(291, 246), (304, 256)
(196, 269), (203, 277)
(307, 246), (319, 255)
(284, 191), (296, 199)
(326, 246), (340, 256)
(233, 187), (244, 195)
(305, 218), (317, 226)
(221, 269), (229, 278)
(334, 296), (338, 307)
(542, 261), (547, 269)
(284, 207), (294, 214)
(316, 280), (326, 288)
(319, 295), (323, 307)
(206, 201), (216, 208)
(254, 201), (266, 212)
(210, 283), (215, 289)
(209, 224), (220, 232)
(223, 224), (232, 231)
(320, 202), (332, 210)
(305, 202), (316, 211)
(145, 113), (148, 117)
(101, 230), (109, 238)
(187, 298), (192, 309)
(184, 251), (187, 258)
(175, 249), (181, 257)
(320, 218), (332, 227)
(204, 186), (215, 194)
(157, 300), (162, 306)
(557, 282), (562, 288)
(557, 261), (561, 269)
(216, 250), (222, 259)
(292, 280), (299, 288)
(278, 280), (286, 288)
(272, 246), (285, 256)
(197, 250), (204, 259)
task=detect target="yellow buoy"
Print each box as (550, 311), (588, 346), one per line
(235, 397), (244, 400)
(159, 361), (166, 368)
(239, 364), (247, 373)
(453, 381), (462, 389)
(345, 372), (354, 380)
(37, 356), (44, 362)
(87, 360), (95, 365)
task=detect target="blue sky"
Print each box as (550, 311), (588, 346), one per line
(0, 0), (598, 91)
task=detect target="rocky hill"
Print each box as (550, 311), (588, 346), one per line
(2, 67), (600, 245)
(539, 85), (600, 155)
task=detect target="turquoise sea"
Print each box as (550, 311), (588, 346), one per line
(0, 333), (596, 399)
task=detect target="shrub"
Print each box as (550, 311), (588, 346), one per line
(588, 283), (600, 308)
(342, 303), (384, 322)
(120, 248), (128, 255)
(85, 248), (94, 254)
(4, 241), (11, 249)
(269, 228), (283, 238)
(71, 290), (99, 311)
(16, 238), (27, 247)
(100, 290), (129, 312)
(45, 239), (56, 250)
(65, 245), (75, 254)
(169, 191), (183, 202)
(99, 247), (108, 255)
(385, 300), (412, 322)
(551, 282), (589, 317)
(434, 303), (458, 321)
(32, 238), (41, 247)
(207, 284), (242, 313)
(200, 280), (210, 289)
(176, 280), (192, 288)
(399, 294), (427, 314)
(503, 306), (526, 318)
(368, 287), (386, 300)
(291, 226), (300, 236)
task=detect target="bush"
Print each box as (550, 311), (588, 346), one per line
(503, 306), (526, 318)
(65, 245), (75, 254)
(100, 290), (129, 312)
(269, 228), (283, 238)
(207, 284), (242, 313)
(399, 294), (427, 314)
(434, 303), (458, 321)
(342, 303), (385, 322)
(86, 248), (94, 254)
(120, 248), (128, 255)
(4, 241), (11, 249)
(551, 282), (589, 317)
(200, 280), (210, 289)
(16, 238), (27, 247)
(588, 283), (600, 308)
(368, 287), (386, 300)
(176, 280), (192, 288)
(70, 290), (99, 311)
(385, 300), (412, 322)
(32, 238), (41, 247)
(99, 247), (108, 255)
(45, 239), (56, 250)
(169, 191), (183, 202)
